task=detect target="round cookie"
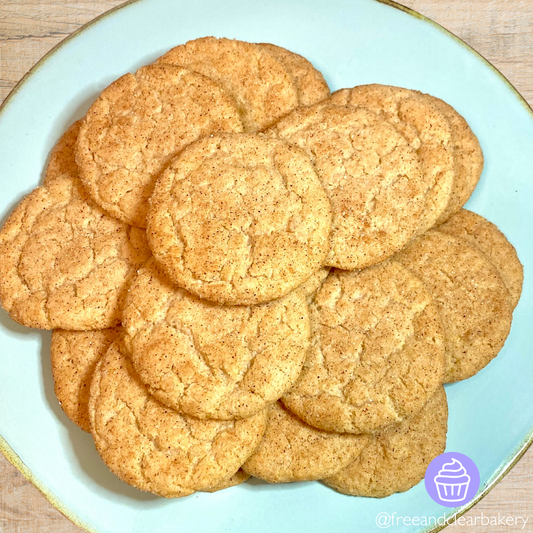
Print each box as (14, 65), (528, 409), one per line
(331, 84), (455, 234)
(202, 469), (250, 493)
(257, 43), (330, 107)
(0, 124), (151, 330)
(438, 209), (523, 309)
(89, 338), (268, 498)
(269, 103), (425, 270)
(147, 133), (332, 305)
(395, 230), (513, 382)
(156, 37), (299, 133)
(242, 402), (369, 483)
(425, 96), (484, 224)
(323, 387), (448, 498)
(51, 326), (122, 431)
(76, 63), (243, 227)
(282, 260), (446, 434)
(123, 259), (311, 420)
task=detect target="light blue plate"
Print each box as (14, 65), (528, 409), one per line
(0, 1), (531, 532)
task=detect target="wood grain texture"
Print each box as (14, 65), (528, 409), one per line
(402, 0), (533, 107)
(0, 1), (532, 532)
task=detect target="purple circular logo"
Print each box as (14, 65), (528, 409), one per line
(425, 452), (480, 507)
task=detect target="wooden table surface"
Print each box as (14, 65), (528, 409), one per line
(0, 1), (532, 532)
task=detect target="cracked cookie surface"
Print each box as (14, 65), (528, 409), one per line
(257, 43), (330, 107)
(425, 96), (484, 224)
(242, 401), (368, 483)
(89, 338), (267, 498)
(76, 64), (243, 227)
(156, 37), (299, 133)
(123, 259), (311, 420)
(51, 326), (122, 431)
(0, 122), (151, 330)
(147, 133), (332, 305)
(270, 103), (425, 270)
(298, 267), (330, 302)
(282, 260), (446, 434)
(323, 386), (447, 497)
(438, 209), (523, 309)
(396, 230), (513, 382)
(331, 84), (455, 234)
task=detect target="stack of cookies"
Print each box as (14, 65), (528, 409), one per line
(0, 37), (523, 499)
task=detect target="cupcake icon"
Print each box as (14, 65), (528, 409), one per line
(433, 458), (471, 502)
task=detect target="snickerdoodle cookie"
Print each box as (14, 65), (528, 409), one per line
(426, 96), (484, 224)
(269, 103), (426, 269)
(89, 338), (267, 497)
(147, 133), (332, 305)
(76, 64), (243, 227)
(282, 260), (446, 434)
(51, 326), (122, 431)
(438, 209), (522, 309)
(123, 259), (310, 420)
(396, 230), (513, 382)
(257, 43), (330, 107)
(0, 122), (151, 330)
(330, 84), (455, 233)
(156, 37), (299, 132)
(324, 387), (447, 497)
(242, 401), (368, 483)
